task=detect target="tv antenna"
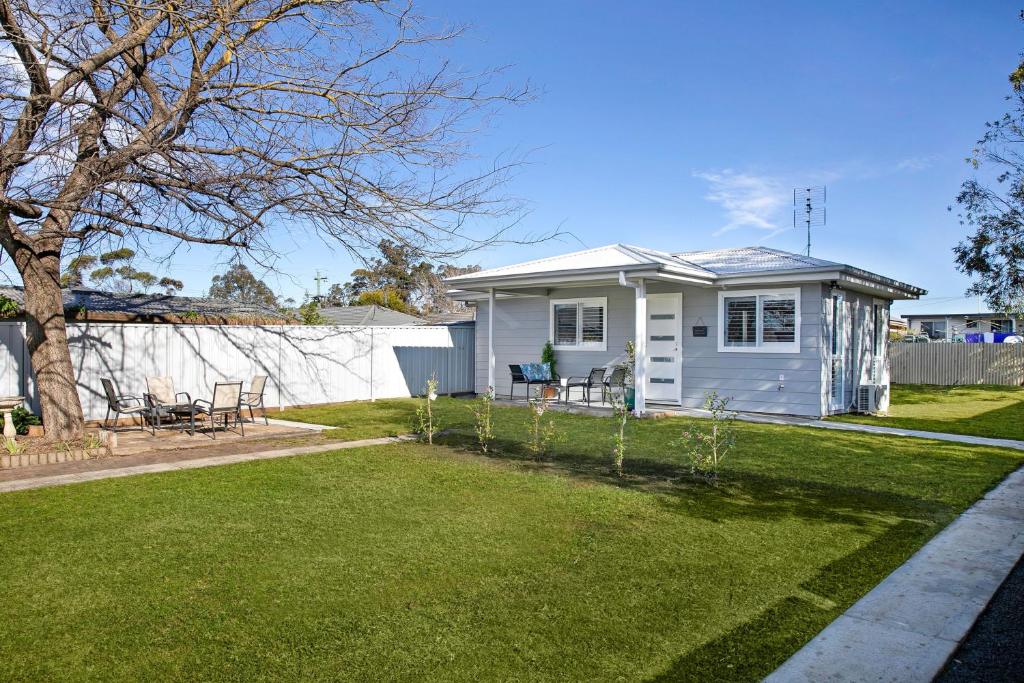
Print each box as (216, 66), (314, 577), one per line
(313, 270), (328, 301)
(793, 186), (826, 257)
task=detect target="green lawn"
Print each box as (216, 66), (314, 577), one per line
(831, 383), (1024, 441)
(1, 399), (1021, 681)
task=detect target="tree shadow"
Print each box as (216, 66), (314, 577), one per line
(434, 431), (948, 532)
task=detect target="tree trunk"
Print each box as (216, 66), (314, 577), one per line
(19, 248), (85, 440)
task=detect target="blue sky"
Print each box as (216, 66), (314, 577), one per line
(9, 1), (1020, 316)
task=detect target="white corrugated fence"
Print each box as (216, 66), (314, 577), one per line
(0, 322), (475, 420)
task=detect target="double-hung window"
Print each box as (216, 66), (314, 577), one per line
(550, 297), (607, 351)
(717, 288), (801, 353)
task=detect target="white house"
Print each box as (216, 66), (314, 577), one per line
(447, 244), (925, 417)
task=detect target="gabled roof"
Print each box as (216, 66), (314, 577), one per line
(318, 304), (424, 326)
(446, 243), (926, 299)
(445, 244), (715, 283)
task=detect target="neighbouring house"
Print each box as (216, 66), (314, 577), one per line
(318, 304), (425, 326)
(889, 317), (908, 337)
(903, 311), (1020, 341)
(447, 244), (925, 417)
(420, 309), (476, 326)
(0, 286), (289, 324)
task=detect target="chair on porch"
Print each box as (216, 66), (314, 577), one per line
(508, 363), (557, 399)
(564, 367), (605, 406)
(602, 366), (627, 403)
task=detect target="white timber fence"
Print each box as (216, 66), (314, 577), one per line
(888, 342), (1024, 386)
(0, 322), (475, 421)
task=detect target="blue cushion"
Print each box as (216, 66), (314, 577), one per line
(520, 362), (552, 381)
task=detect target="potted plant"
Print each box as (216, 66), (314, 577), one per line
(622, 341), (636, 410)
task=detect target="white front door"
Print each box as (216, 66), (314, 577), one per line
(644, 293), (682, 403)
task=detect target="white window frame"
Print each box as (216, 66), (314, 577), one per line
(717, 287), (801, 354)
(549, 297), (607, 351)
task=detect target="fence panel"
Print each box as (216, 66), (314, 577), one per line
(888, 342), (1024, 386)
(0, 322), (475, 420)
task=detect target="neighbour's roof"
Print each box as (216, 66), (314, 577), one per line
(903, 312), (1017, 319)
(421, 309), (475, 325)
(0, 286), (287, 323)
(446, 243), (926, 299)
(318, 304), (424, 326)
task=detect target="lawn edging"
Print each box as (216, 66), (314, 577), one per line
(766, 464), (1024, 682)
(0, 434), (418, 493)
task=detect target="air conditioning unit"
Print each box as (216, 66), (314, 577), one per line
(855, 384), (885, 414)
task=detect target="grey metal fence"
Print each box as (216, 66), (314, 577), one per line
(888, 342), (1024, 386)
(0, 322), (475, 420)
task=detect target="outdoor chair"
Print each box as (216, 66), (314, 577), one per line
(144, 376), (193, 432)
(192, 381), (245, 439)
(240, 375), (269, 425)
(101, 378), (151, 433)
(564, 367), (606, 406)
(508, 363), (558, 399)
(602, 366), (627, 403)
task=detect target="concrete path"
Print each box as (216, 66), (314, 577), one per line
(765, 464), (1024, 682)
(0, 435), (415, 493)
(663, 407), (1024, 451)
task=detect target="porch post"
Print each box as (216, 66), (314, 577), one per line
(487, 287), (496, 391)
(634, 278), (647, 414)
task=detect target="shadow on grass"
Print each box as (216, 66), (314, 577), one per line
(434, 431), (949, 531)
(646, 518), (933, 682)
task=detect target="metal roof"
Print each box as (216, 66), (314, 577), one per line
(446, 243), (924, 298)
(318, 305), (425, 326)
(672, 246), (840, 274)
(902, 312), (1018, 319)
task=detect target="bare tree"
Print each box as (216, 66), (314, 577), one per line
(0, 0), (529, 438)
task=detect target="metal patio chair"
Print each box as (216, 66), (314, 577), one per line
(192, 381), (245, 439)
(101, 378), (151, 433)
(240, 375), (268, 425)
(144, 376), (193, 432)
(564, 367), (605, 406)
(602, 366), (627, 404)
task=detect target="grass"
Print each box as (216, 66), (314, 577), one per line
(831, 383), (1024, 441)
(0, 398), (1021, 681)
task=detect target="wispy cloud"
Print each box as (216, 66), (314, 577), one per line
(893, 155), (938, 173)
(694, 170), (789, 237)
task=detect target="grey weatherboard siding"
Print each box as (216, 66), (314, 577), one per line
(475, 282), (828, 417)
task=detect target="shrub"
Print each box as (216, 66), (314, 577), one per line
(416, 375), (440, 444)
(472, 387), (495, 453)
(622, 340), (636, 384)
(526, 397), (556, 458)
(541, 340), (557, 378)
(610, 391), (630, 475)
(11, 406), (40, 436)
(677, 392), (737, 484)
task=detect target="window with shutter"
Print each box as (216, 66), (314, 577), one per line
(549, 297), (607, 350)
(718, 288), (801, 353)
